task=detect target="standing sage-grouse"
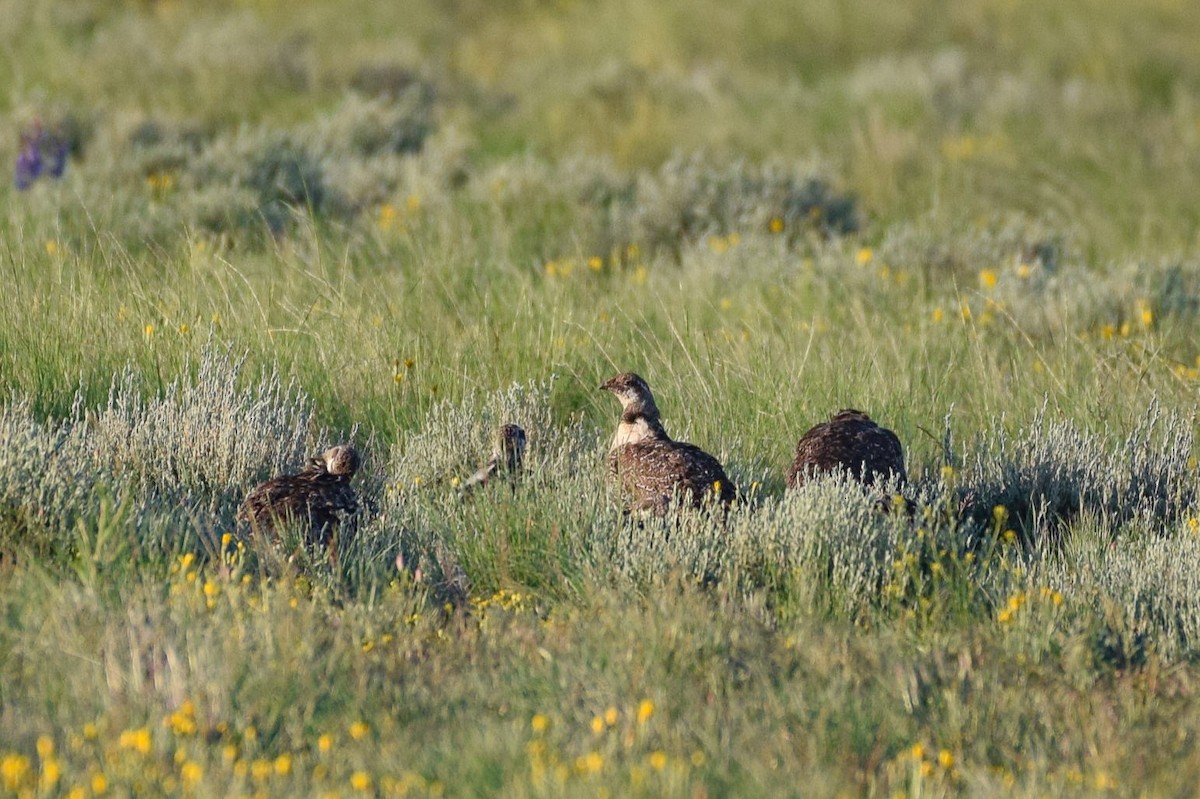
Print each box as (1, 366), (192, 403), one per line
(459, 423), (527, 493)
(786, 410), (906, 490)
(601, 372), (735, 514)
(239, 444), (361, 555)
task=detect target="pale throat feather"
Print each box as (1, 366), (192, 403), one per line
(610, 415), (658, 450)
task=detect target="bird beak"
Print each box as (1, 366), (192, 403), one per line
(599, 377), (614, 392)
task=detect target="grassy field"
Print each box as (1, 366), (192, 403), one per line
(3, 0), (1200, 796)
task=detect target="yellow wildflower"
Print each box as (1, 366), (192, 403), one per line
(575, 752), (604, 774)
(181, 761), (203, 785)
(40, 758), (60, 789)
(0, 754), (30, 791)
(648, 751), (667, 770)
(768, 216), (784, 234)
(351, 771), (372, 791)
(938, 750), (954, 769)
(980, 269), (998, 289)
(378, 204), (398, 229)
(604, 707), (619, 726)
(636, 699), (655, 724)
(855, 247), (874, 266)
(531, 714), (550, 734)
(118, 727), (152, 754)
(36, 737), (54, 759)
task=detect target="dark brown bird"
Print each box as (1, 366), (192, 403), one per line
(459, 423), (527, 493)
(238, 444), (361, 555)
(600, 372), (735, 514)
(786, 410), (906, 490)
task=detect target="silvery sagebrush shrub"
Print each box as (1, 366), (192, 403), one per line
(950, 399), (1196, 548)
(0, 345), (320, 557)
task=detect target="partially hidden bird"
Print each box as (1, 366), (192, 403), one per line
(459, 423), (527, 493)
(786, 409), (906, 490)
(601, 372), (735, 514)
(239, 444), (361, 558)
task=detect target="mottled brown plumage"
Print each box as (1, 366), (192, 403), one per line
(238, 445), (361, 553)
(601, 372), (735, 514)
(460, 423), (527, 493)
(786, 410), (906, 489)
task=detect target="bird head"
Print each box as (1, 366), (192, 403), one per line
(320, 444), (361, 477)
(599, 372), (659, 419)
(496, 424), (527, 472)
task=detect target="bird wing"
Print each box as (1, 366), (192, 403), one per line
(238, 475), (310, 523)
(789, 415), (906, 487)
(612, 439), (734, 510)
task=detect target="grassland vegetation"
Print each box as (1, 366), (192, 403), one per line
(3, 0), (1200, 795)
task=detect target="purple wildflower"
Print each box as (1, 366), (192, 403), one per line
(13, 121), (69, 190)
(14, 132), (43, 191)
(45, 137), (68, 179)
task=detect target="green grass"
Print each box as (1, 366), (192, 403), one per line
(3, 0), (1200, 796)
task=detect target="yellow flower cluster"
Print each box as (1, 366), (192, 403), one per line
(889, 742), (959, 788)
(377, 194), (422, 232)
(164, 700), (198, 737)
(997, 586), (1064, 624)
(1097, 298), (1156, 340)
(525, 697), (694, 788)
(706, 232), (740, 254)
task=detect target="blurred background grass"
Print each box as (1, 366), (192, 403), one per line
(4, 0), (1200, 796)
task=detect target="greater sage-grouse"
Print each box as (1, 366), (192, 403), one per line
(786, 410), (906, 489)
(239, 444), (361, 554)
(601, 372), (735, 513)
(459, 423), (527, 493)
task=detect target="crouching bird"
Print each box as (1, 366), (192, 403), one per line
(239, 444), (361, 560)
(459, 423), (527, 494)
(787, 410), (907, 507)
(600, 372), (735, 514)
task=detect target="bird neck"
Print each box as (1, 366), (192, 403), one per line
(611, 412), (669, 450)
(619, 393), (659, 420)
